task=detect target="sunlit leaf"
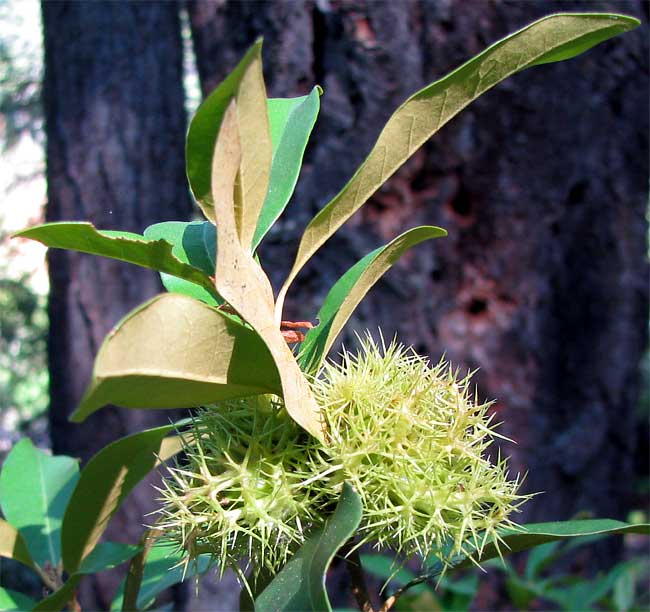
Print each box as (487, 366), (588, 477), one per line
(0, 587), (37, 611)
(276, 12), (640, 312)
(252, 87), (321, 250)
(299, 226), (447, 373)
(187, 39), (272, 250)
(143, 221), (219, 305)
(210, 100), (324, 441)
(70, 293), (282, 423)
(0, 519), (36, 570)
(61, 424), (185, 573)
(0, 439), (79, 567)
(14, 222), (219, 302)
(255, 484), (363, 612)
(233, 39), (272, 250)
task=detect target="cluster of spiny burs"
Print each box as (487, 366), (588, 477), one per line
(158, 336), (529, 576)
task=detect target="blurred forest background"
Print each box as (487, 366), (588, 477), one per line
(0, 0), (648, 610)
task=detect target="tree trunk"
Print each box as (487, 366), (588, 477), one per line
(188, 0), (648, 590)
(41, 2), (190, 607)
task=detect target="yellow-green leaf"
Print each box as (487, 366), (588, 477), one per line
(0, 519), (36, 571)
(211, 100), (324, 441)
(186, 39), (272, 250)
(70, 293), (281, 423)
(233, 42), (272, 250)
(299, 226), (447, 373)
(276, 12), (640, 312)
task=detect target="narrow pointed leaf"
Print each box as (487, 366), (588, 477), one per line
(299, 226), (447, 373)
(425, 519), (650, 577)
(0, 588), (37, 611)
(0, 519), (37, 570)
(187, 39), (272, 249)
(0, 439), (79, 568)
(255, 483), (363, 612)
(277, 12), (640, 307)
(14, 222), (220, 302)
(211, 100), (324, 441)
(70, 293), (281, 423)
(252, 87), (321, 250)
(61, 424), (186, 573)
(233, 41), (272, 249)
(143, 221), (219, 305)
(463, 520), (650, 568)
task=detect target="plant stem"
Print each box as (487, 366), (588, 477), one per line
(341, 540), (374, 612)
(122, 527), (163, 611)
(379, 575), (428, 612)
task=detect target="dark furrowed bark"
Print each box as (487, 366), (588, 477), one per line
(42, 1), (190, 607)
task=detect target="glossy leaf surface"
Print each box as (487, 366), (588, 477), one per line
(255, 484), (363, 612)
(211, 100), (324, 440)
(277, 12), (640, 309)
(71, 293), (281, 423)
(61, 425), (184, 573)
(299, 226), (447, 373)
(0, 439), (79, 567)
(252, 87), (321, 250)
(15, 222), (219, 302)
(144, 221), (218, 305)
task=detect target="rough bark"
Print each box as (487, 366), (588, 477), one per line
(188, 0), (648, 583)
(41, 2), (190, 608)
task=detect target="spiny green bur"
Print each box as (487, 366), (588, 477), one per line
(159, 336), (529, 575)
(311, 337), (530, 561)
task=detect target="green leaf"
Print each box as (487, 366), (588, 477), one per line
(255, 483), (363, 612)
(0, 587), (37, 611)
(70, 293), (282, 423)
(232, 40), (272, 250)
(111, 543), (212, 611)
(0, 439), (79, 567)
(252, 87), (321, 250)
(276, 12), (640, 310)
(14, 222), (220, 302)
(143, 221), (219, 306)
(427, 519), (650, 576)
(210, 100), (324, 441)
(0, 519), (37, 570)
(78, 541), (141, 574)
(61, 424), (185, 573)
(187, 39), (272, 250)
(299, 226), (446, 373)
